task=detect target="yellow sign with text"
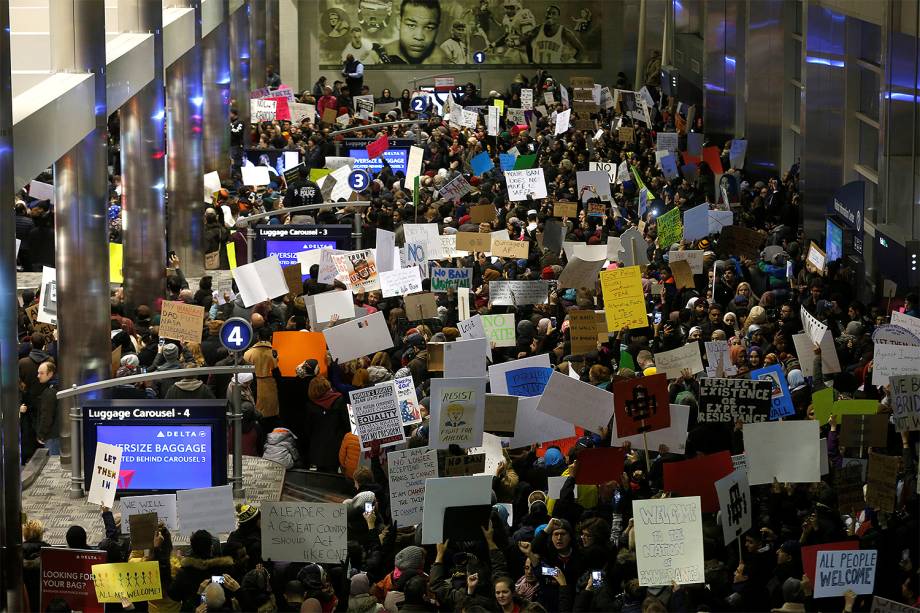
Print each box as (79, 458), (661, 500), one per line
(92, 561), (162, 603)
(600, 266), (647, 331)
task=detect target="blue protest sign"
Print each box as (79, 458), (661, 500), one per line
(499, 154), (517, 172)
(750, 364), (795, 420)
(505, 367), (553, 397)
(470, 152), (494, 176)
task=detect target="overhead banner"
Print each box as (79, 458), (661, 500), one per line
(317, 1), (603, 68)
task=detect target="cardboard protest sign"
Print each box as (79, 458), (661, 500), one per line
(379, 267), (423, 298)
(554, 201), (578, 218)
(491, 239), (529, 259)
(505, 168), (547, 201)
(600, 266), (647, 331)
(806, 241), (827, 275)
(866, 452), (899, 512)
(41, 548), (107, 612)
(574, 447), (625, 485)
(176, 485), (236, 535)
(717, 226), (762, 261)
(536, 370), (614, 431)
(468, 204), (496, 224)
(663, 451), (733, 512)
(814, 549), (877, 599)
(128, 513), (158, 550)
(834, 462), (864, 515)
(569, 310), (600, 355)
(481, 313), (516, 347)
(840, 414), (888, 448)
(558, 256), (605, 290)
(750, 364), (795, 420)
(633, 496), (705, 587)
(613, 374), (670, 437)
(670, 259), (694, 290)
(158, 301), (204, 344)
(655, 343), (704, 379)
(261, 502), (347, 563)
(87, 443), (122, 507)
(443, 454), (487, 477)
(349, 383), (405, 451)
(388, 447), (437, 526)
(455, 232), (491, 252)
(489, 280), (550, 306)
(484, 394), (517, 435)
(91, 561), (161, 603)
(403, 292), (439, 321)
(890, 375), (920, 432)
(743, 421), (820, 485)
(714, 470), (752, 545)
(421, 475), (493, 544)
(271, 331), (327, 377)
(429, 377), (487, 449)
(698, 378), (772, 424)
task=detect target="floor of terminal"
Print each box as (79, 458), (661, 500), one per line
(22, 456), (285, 545)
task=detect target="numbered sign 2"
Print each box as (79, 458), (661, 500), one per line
(348, 169), (371, 192)
(219, 317), (253, 352)
(410, 96), (428, 112)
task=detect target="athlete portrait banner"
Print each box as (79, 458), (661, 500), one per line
(319, 0), (602, 68)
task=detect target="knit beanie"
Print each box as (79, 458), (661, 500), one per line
(163, 343), (179, 361)
(367, 366), (392, 384)
(395, 545), (425, 572)
(345, 491), (376, 514)
(350, 572), (371, 596)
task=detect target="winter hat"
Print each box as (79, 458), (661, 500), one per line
(643, 366), (657, 376)
(350, 572), (371, 596)
(163, 343), (179, 361)
(236, 503), (260, 525)
(395, 367), (412, 379)
(367, 366), (392, 384)
(345, 491), (376, 514)
(296, 359), (320, 378)
(120, 354), (140, 369)
(543, 447), (564, 467)
(395, 545), (426, 572)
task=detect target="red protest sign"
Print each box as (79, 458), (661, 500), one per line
(575, 447), (626, 485)
(802, 540), (858, 584)
(681, 151), (701, 166)
(367, 134), (390, 160)
(663, 451), (734, 512)
(41, 547), (107, 612)
(613, 374), (670, 438)
(266, 97), (291, 121)
(702, 146), (723, 174)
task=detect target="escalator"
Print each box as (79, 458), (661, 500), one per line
(281, 468), (355, 502)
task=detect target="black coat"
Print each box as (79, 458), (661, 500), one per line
(303, 393), (350, 470)
(167, 555), (235, 611)
(36, 382), (59, 441)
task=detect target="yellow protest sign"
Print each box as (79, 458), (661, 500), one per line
(109, 243), (123, 284)
(309, 168), (332, 182)
(92, 561), (162, 603)
(599, 266), (647, 331)
(495, 99), (505, 115)
(227, 242), (238, 269)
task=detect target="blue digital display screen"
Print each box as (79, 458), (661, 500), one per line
(826, 218), (843, 263)
(264, 239), (338, 279)
(348, 148), (409, 176)
(96, 425), (213, 490)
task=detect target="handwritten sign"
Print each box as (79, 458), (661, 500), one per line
(481, 313), (516, 347)
(505, 367), (552, 397)
(388, 447), (438, 526)
(455, 232), (491, 252)
(890, 374), (920, 431)
(600, 266), (647, 330)
(444, 453), (487, 476)
(430, 267), (472, 292)
(814, 549), (877, 598)
(484, 394), (517, 435)
(379, 267), (423, 298)
(554, 201), (578, 218)
(430, 377), (486, 449)
(505, 168), (547, 201)
(489, 280), (550, 306)
(349, 383), (405, 451)
(699, 379), (772, 423)
(262, 502), (348, 563)
(714, 471), (751, 545)
(491, 239), (529, 259)
(176, 485), (236, 535)
(87, 443), (122, 507)
(633, 497), (705, 587)
(158, 300), (205, 344)
(866, 452), (898, 512)
(91, 561), (161, 603)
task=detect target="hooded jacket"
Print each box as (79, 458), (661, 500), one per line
(305, 389), (350, 470)
(166, 554), (235, 609)
(165, 377), (217, 399)
(19, 348), (50, 404)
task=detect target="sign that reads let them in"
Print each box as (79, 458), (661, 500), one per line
(87, 443), (122, 508)
(262, 502), (348, 563)
(158, 301), (205, 344)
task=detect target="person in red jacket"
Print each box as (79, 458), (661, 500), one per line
(317, 86), (338, 121)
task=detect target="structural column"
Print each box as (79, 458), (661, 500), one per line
(166, 0), (205, 276)
(0, 0), (24, 605)
(50, 0), (111, 482)
(266, 0), (280, 77)
(203, 0), (231, 177)
(120, 0), (167, 312)
(250, 0), (266, 89)
(229, 1), (251, 122)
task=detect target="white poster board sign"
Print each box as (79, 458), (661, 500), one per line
(814, 549), (877, 598)
(176, 485), (236, 535)
(505, 169), (548, 201)
(714, 471), (752, 546)
(633, 496), (705, 587)
(87, 443), (122, 507)
(262, 502), (348, 563)
(387, 447), (438, 526)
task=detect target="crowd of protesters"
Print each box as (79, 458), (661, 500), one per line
(14, 60), (920, 613)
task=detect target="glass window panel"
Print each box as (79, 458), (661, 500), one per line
(858, 121), (878, 170)
(858, 67), (879, 121)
